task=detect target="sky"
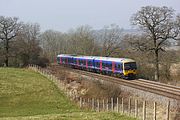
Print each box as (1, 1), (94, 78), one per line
(1, 0), (180, 32)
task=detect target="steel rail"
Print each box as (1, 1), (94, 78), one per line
(137, 79), (180, 90)
(51, 65), (180, 100)
(71, 69), (180, 100)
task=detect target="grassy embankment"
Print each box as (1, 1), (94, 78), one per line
(0, 68), (136, 120)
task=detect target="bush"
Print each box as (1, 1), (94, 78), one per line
(83, 80), (121, 99)
(35, 57), (50, 67)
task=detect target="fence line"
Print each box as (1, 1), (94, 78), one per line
(28, 64), (173, 120)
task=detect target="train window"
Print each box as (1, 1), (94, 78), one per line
(102, 62), (105, 68)
(83, 60), (86, 65)
(88, 61), (92, 66)
(71, 58), (73, 63)
(81, 60), (83, 64)
(68, 58), (71, 63)
(96, 62), (100, 67)
(80, 60), (84, 65)
(74, 59), (77, 64)
(124, 62), (137, 70)
(79, 60), (83, 65)
(57, 57), (60, 62)
(62, 58), (65, 63)
(115, 64), (122, 70)
(118, 64), (121, 69)
(109, 63), (112, 69)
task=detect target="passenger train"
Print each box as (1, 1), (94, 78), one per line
(57, 54), (137, 79)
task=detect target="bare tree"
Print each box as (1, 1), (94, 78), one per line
(40, 30), (67, 61)
(14, 23), (41, 66)
(98, 24), (123, 57)
(120, 34), (156, 79)
(68, 25), (96, 55)
(0, 16), (22, 66)
(176, 14), (180, 46)
(131, 6), (180, 80)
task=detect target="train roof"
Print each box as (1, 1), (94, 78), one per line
(93, 56), (135, 63)
(75, 56), (135, 63)
(73, 56), (95, 60)
(57, 54), (76, 57)
(57, 54), (135, 63)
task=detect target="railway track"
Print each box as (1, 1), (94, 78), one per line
(50, 65), (180, 100)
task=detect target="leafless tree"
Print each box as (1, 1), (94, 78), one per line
(131, 6), (180, 80)
(176, 14), (180, 46)
(119, 34), (156, 79)
(40, 30), (66, 61)
(40, 25), (99, 62)
(0, 16), (23, 66)
(13, 23), (42, 66)
(68, 25), (97, 55)
(98, 24), (123, 57)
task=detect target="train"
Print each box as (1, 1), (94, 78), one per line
(56, 54), (137, 79)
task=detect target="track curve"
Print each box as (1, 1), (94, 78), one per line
(50, 65), (180, 100)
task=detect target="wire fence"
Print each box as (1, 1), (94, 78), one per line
(28, 64), (178, 120)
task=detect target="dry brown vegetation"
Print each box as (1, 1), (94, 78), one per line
(45, 65), (179, 120)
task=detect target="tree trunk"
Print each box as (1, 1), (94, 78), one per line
(5, 57), (8, 67)
(5, 38), (9, 67)
(155, 50), (159, 81)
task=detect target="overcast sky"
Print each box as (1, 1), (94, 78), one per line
(1, 0), (180, 32)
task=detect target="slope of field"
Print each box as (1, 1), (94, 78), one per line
(0, 68), (136, 120)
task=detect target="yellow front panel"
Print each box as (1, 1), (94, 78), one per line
(123, 70), (137, 76)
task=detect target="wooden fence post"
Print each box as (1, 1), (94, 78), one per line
(128, 98), (131, 115)
(103, 99), (105, 111)
(106, 99), (109, 111)
(80, 97), (82, 108)
(92, 98), (94, 110)
(135, 99), (138, 118)
(82, 98), (85, 107)
(88, 98), (90, 107)
(117, 97), (119, 112)
(166, 101), (170, 120)
(68, 90), (70, 98)
(143, 101), (146, 120)
(97, 99), (100, 112)
(122, 97), (124, 113)
(50, 74), (53, 80)
(74, 93), (77, 101)
(154, 102), (156, 120)
(111, 98), (114, 111)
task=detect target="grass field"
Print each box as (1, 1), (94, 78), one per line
(0, 68), (136, 120)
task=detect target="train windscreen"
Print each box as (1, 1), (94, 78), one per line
(124, 62), (137, 70)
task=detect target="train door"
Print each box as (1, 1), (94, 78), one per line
(66, 57), (68, 65)
(76, 59), (79, 66)
(86, 59), (88, 69)
(112, 62), (115, 73)
(92, 59), (95, 69)
(100, 60), (102, 71)
(60, 57), (62, 64)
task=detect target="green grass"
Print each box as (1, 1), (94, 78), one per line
(0, 68), (136, 120)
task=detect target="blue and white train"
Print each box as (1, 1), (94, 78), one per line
(57, 54), (137, 79)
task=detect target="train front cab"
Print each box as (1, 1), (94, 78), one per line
(123, 62), (137, 79)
